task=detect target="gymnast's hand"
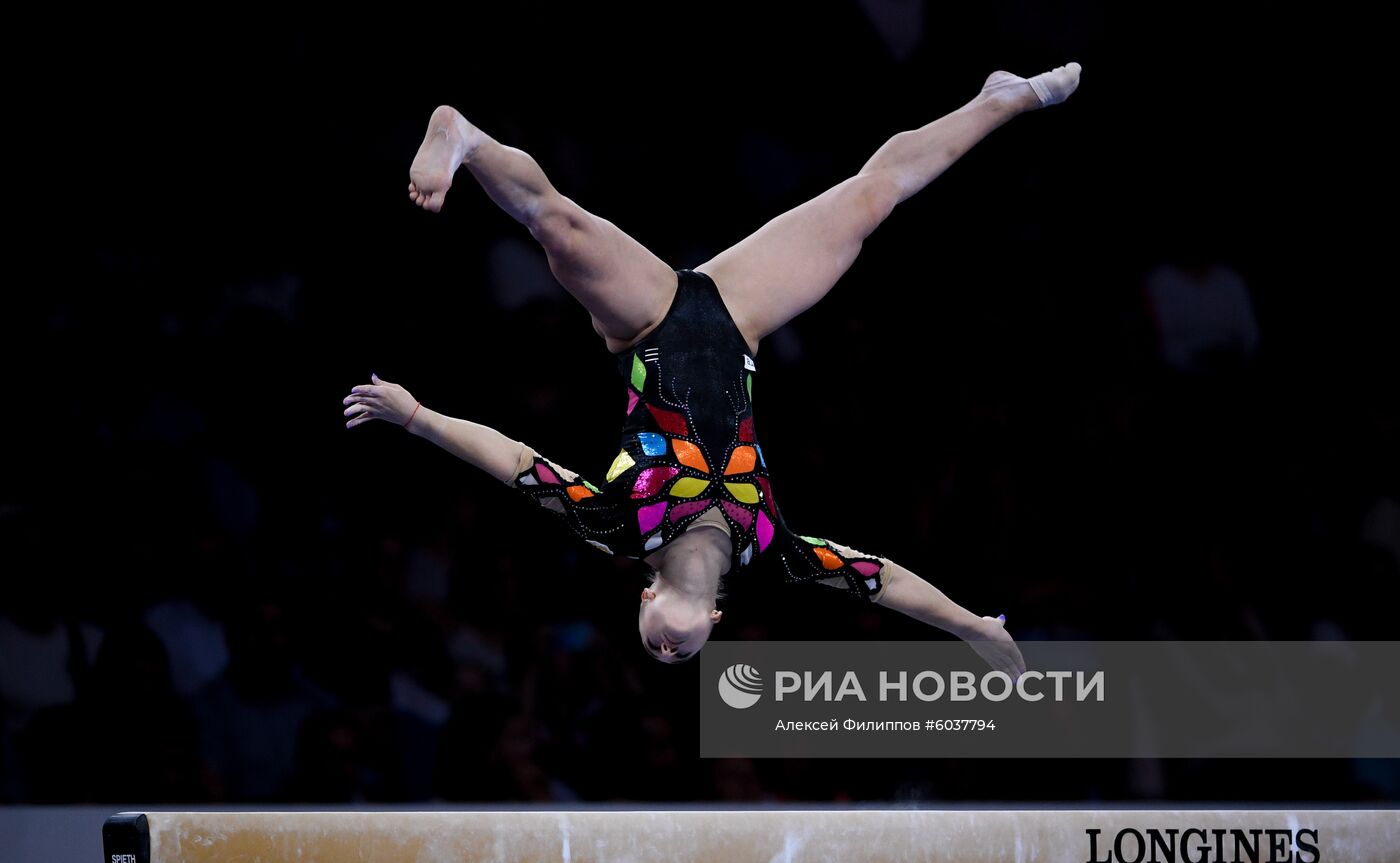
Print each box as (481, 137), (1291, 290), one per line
(964, 614), (1027, 682)
(342, 373), (420, 429)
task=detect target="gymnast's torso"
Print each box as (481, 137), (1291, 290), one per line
(508, 268), (888, 600)
(610, 268), (772, 568)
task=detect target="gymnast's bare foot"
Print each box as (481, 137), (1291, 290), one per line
(978, 62), (1082, 114)
(408, 105), (482, 213)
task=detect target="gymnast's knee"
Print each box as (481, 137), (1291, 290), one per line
(850, 172), (902, 232)
(527, 194), (589, 255)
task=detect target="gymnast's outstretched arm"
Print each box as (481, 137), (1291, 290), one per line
(342, 373), (525, 483)
(807, 538), (1026, 678)
(875, 559), (1027, 679)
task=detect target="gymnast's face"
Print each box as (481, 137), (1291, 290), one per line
(638, 528), (729, 663)
(638, 577), (722, 664)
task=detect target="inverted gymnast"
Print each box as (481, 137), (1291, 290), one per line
(343, 63), (1082, 672)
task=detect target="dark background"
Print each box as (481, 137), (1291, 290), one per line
(4, 3), (1394, 804)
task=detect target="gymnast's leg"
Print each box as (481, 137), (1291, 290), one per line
(696, 63), (1082, 350)
(408, 106), (678, 352)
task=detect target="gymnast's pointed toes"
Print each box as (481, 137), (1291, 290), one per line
(1027, 61), (1083, 109)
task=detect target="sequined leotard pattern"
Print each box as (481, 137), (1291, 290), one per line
(505, 268), (889, 601)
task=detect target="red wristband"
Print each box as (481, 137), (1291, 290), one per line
(403, 401), (422, 428)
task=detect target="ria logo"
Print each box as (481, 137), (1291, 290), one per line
(718, 664), (763, 708)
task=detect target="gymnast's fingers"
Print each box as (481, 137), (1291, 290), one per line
(344, 403), (373, 418)
(1007, 654), (1026, 677)
(346, 412), (376, 428)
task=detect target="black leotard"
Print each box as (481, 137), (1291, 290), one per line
(506, 268), (888, 601)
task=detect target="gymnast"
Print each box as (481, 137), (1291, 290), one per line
(343, 63), (1082, 673)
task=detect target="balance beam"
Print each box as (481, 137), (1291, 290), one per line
(103, 809), (1396, 862)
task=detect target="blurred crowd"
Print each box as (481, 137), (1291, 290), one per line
(4, 3), (1395, 806)
(4, 229), (1394, 803)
